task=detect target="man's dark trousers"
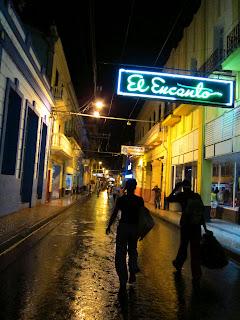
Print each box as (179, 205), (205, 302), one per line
(175, 224), (202, 279)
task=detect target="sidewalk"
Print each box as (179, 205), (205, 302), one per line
(145, 202), (240, 265)
(0, 192), (90, 255)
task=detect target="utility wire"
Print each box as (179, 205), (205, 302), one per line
(121, 0), (135, 59)
(89, 0), (97, 97)
(105, 0), (135, 119)
(54, 111), (153, 123)
(153, 0), (188, 66)
(98, 0), (135, 154)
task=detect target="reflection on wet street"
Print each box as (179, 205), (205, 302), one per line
(1, 191), (240, 319)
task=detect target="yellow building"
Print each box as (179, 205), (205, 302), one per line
(46, 26), (88, 200)
(134, 100), (167, 207)
(134, 0), (240, 223)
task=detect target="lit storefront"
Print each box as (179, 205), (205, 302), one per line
(170, 128), (199, 193)
(205, 106), (240, 223)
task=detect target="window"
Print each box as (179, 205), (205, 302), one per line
(149, 117), (151, 130)
(1, 88), (22, 175)
(55, 69), (59, 86)
(153, 111), (156, 124)
(212, 163), (235, 207)
(191, 58), (197, 72)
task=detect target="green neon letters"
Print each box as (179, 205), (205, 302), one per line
(127, 74), (149, 92)
(117, 69), (234, 107)
(127, 75), (222, 99)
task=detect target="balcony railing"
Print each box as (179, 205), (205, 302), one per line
(51, 133), (73, 158)
(227, 21), (240, 56)
(205, 106), (240, 147)
(137, 123), (167, 146)
(198, 49), (226, 74)
(65, 128), (82, 148)
(51, 86), (65, 100)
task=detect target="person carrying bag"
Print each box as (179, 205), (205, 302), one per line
(166, 179), (209, 293)
(106, 179), (146, 295)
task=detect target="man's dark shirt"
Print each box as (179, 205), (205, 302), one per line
(117, 194), (144, 224)
(167, 190), (202, 225)
(152, 187), (161, 198)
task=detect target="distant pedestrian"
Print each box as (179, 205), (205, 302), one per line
(152, 185), (161, 209)
(223, 187), (230, 204)
(167, 179), (208, 293)
(107, 186), (111, 198)
(97, 185), (100, 197)
(217, 187), (224, 204)
(211, 187), (218, 218)
(112, 186), (118, 201)
(106, 179), (144, 295)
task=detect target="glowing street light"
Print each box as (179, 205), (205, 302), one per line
(93, 111), (100, 118)
(96, 101), (103, 109)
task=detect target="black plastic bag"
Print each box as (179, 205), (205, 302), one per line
(137, 206), (155, 241)
(200, 231), (228, 269)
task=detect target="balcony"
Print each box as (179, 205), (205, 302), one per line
(162, 114), (181, 127)
(222, 22), (240, 71)
(173, 104), (196, 117)
(51, 86), (68, 107)
(137, 123), (167, 147)
(51, 133), (73, 159)
(205, 106), (240, 159)
(65, 128), (83, 149)
(198, 49), (226, 75)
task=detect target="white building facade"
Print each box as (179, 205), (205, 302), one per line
(0, 0), (55, 215)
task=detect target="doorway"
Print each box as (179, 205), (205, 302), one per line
(52, 165), (61, 199)
(37, 123), (47, 199)
(20, 108), (39, 205)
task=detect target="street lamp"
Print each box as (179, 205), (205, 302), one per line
(96, 101), (103, 109)
(94, 111), (100, 118)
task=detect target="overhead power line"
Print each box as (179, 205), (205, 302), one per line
(89, 0), (97, 97)
(153, 0), (188, 66)
(53, 111), (153, 123)
(81, 150), (121, 155)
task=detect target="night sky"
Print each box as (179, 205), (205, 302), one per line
(13, 0), (201, 169)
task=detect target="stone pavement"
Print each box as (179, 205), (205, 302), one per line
(145, 202), (240, 265)
(0, 192), (90, 254)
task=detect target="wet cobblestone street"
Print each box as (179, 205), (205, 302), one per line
(1, 192), (240, 320)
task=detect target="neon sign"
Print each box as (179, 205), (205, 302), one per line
(117, 69), (234, 107)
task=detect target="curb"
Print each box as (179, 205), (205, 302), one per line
(150, 210), (180, 229)
(0, 194), (90, 256)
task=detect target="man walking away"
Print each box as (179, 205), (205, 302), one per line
(166, 179), (208, 293)
(152, 185), (161, 209)
(106, 179), (144, 296)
